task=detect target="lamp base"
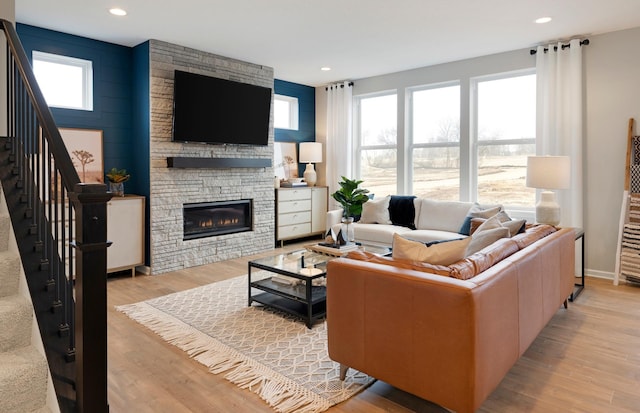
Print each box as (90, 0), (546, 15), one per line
(535, 191), (560, 226)
(303, 163), (317, 186)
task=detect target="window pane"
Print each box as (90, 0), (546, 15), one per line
(274, 99), (290, 129)
(412, 147), (460, 201)
(360, 94), (397, 146)
(274, 94), (298, 130)
(412, 85), (460, 144)
(32, 51), (93, 111)
(476, 74), (535, 206)
(477, 143), (535, 207)
(360, 148), (397, 197)
(33, 60), (84, 108)
(410, 84), (460, 200)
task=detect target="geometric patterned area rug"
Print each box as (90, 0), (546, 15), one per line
(116, 274), (375, 413)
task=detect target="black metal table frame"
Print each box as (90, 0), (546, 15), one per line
(247, 256), (328, 328)
(569, 228), (585, 301)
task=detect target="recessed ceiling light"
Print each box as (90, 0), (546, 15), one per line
(109, 8), (127, 16)
(535, 16), (552, 24)
(320, 67), (331, 71)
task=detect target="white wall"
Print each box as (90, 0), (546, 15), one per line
(0, 0), (14, 137)
(584, 26), (640, 278)
(316, 25), (640, 278)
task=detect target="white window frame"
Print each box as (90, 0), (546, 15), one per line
(470, 68), (537, 214)
(32, 51), (93, 111)
(353, 90), (398, 188)
(274, 94), (299, 130)
(406, 81), (461, 198)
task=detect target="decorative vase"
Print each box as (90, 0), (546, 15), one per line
(109, 181), (124, 197)
(341, 216), (355, 244)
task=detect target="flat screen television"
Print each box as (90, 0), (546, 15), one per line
(172, 70), (272, 146)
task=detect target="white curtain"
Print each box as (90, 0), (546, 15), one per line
(325, 81), (353, 198)
(536, 38), (584, 228)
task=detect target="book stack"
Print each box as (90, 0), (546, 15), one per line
(280, 181), (308, 188)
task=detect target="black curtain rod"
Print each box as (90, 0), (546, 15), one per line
(530, 39), (590, 55)
(325, 82), (354, 91)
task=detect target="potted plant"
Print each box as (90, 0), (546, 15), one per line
(331, 176), (370, 218)
(106, 167), (130, 197)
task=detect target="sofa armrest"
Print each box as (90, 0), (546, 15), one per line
(326, 208), (344, 232)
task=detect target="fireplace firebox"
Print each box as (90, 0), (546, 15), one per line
(183, 200), (252, 240)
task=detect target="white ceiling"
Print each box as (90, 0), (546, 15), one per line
(15, 0), (640, 86)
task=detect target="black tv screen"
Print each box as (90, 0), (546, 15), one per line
(172, 70), (272, 146)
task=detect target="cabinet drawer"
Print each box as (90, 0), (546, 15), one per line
(278, 223), (312, 239)
(277, 199), (312, 214)
(278, 211), (311, 226)
(278, 188), (311, 202)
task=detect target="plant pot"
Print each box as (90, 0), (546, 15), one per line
(109, 182), (124, 197)
(341, 216), (355, 244)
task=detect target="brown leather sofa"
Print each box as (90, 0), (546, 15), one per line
(326, 227), (575, 413)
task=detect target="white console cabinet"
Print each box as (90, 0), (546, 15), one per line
(275, 187), (327, 246)
(107, 195), (145, 275)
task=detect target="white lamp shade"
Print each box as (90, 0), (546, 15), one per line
(299, 142), (323, 164)
(526, 156), (571, 190)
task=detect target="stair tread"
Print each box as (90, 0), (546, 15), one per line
(0, 345), (48, 412)
(0, 249), (21, 298)
(0, 294), (32, 352)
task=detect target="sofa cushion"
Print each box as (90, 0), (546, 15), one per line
(512, 224), (557, 249)
(449, 237), (520, 280)
(389, 195), (417, 229)
(360, 195), (392, 224)
(404, 230), (469, 244)
(349, 223), (414, 246)
(416, 199), (474, 233)
(392, 233), (471, 266)
(345, 250), (452, 277)
(459, 205), (502, 235)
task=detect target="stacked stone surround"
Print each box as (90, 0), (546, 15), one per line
(149, 40), (275, 275)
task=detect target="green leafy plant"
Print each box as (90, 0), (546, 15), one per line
(331, 176), (370, 218)
(106, 167), (130, 183)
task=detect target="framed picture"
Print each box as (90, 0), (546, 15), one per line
(274, 142), (298, 180)
(59, 128), (104, 183)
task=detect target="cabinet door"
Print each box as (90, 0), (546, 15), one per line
(311, 187), (328, 233)
(107, 196), (145, 272)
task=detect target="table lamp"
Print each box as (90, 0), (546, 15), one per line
(299, 142), (323, 186)
(526, 155), (571, 226)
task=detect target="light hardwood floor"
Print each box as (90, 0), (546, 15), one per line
(107, 244), (640, 413)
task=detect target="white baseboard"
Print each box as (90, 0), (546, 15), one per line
(135, 265), (151, 275)
(585, 268), (614, 280)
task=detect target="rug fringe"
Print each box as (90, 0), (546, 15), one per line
(116, 302), (334, 413)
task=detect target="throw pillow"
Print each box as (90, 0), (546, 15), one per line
(388, 195), (417, 229)
(459, 205), (503, 235)
(392, 233), (471, 266)
(359, 195), (392, 224)
(466, 226), (510, 255)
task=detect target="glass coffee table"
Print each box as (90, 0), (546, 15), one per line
(248, 250), (332, 328)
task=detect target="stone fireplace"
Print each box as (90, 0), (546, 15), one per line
(148, 40), (275, 274)
(183, 200), (252, 240)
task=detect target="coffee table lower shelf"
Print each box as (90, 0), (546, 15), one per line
(250, 291), (327, 328)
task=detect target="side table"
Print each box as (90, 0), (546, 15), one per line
(569, 228), (585, 301)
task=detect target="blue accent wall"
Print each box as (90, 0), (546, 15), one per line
(16, 23), (140, 194)
(274, 79), (316, 177)
(16, 24), (316, 266)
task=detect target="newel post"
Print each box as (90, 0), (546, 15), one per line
(70, 183), (112, 413)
